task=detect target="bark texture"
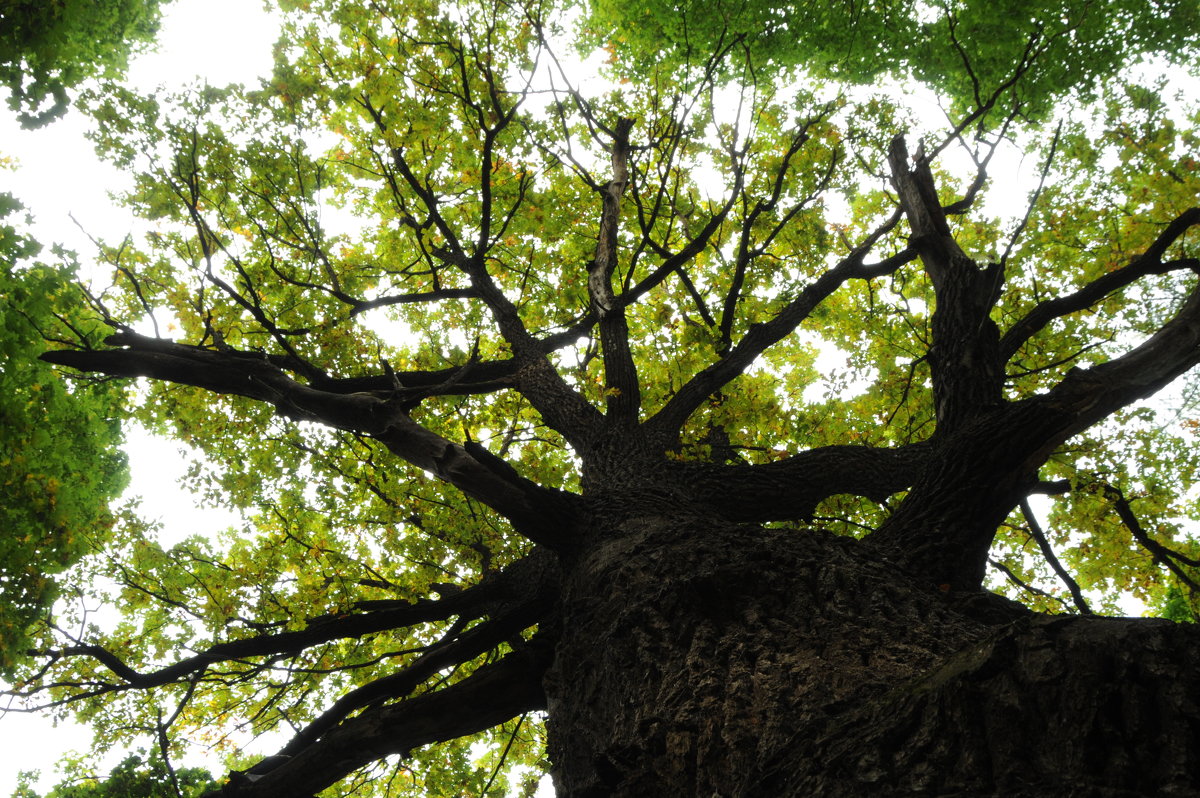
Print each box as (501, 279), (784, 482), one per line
(543, 514), (1200, 797)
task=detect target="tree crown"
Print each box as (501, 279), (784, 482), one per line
(5, 0), (1200, 792)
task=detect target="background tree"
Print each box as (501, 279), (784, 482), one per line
(0, 195), (127, 672)
(5, 0), (1200, 794)
(13, 753), (216, 798)
(584, 0), (1200, 119)
(0, 0), (167, 126)
(0, 0), (169, 670)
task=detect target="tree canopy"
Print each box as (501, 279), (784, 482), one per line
(3, 0), (1200, 794)
(586, 0), (1199, 119)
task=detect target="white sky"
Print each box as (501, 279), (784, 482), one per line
(0, 2), (281, 793)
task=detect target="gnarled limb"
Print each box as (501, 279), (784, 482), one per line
(311, 318), (598, 401)
(206, 637), (552, 798)
(668, 441), (931, 523)
(41, 331), (580, 546)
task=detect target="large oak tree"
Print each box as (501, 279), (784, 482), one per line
(8, 0), (1200, 794)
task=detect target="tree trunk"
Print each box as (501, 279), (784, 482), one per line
(543, 513), (1200, 796)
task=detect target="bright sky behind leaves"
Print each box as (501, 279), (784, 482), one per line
(0, 1), (280, 792)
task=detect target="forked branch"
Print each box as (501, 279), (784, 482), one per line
(1000, 207), (1200, 361)
(41, 332), (580, 546)
(204, 638), (552, 798)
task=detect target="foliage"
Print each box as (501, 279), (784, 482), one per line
(12, 753), (217, 798)
(0, 0), (166, 126)
(2, 0), (1199, 793)
(1163, 584), (1197, 623)
(0, 195), (127, 673)
(584, 0), (1200, 120)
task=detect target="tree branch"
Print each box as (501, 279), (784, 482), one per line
(668, 442), (931, 523)
(1000, 207), (1200, 361)
(24, 549), (558, 696)
(888, 134), (1004, 430)
(644, 213), (913, 447)
(41, 332), (580, 546)
(277, 588), (551, 757)
(588, 116), (641, 424)
(865, 273), (1200, 589)
(1019, 498), (1091, 614)
(1101, 484), (1200, 593)
(207, 638), (552, 798)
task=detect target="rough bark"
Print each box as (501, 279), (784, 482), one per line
(542, 514), (1200, 797)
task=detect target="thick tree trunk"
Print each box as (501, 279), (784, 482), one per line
(543, 514), (1200, 796)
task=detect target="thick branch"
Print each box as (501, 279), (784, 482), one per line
(589, 117), (641, 423)
(867, 274), (1200, 589)
(1000, 207), (1200, 361)
(278, 589), (550, 756)
(669, 442), (931, 523)
(42, 332), (579, 546)
(33, 549), (557, 693)
(889, 135), (1004, 430)
(1041, 278), (1200, 440)
(207, 639), (551, 798)
(312, 320), (596, 401)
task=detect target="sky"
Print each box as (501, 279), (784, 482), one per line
(0, 2), (281, 793)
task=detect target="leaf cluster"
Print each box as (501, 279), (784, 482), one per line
(0, 0), (167, 127)
(0, 196), (128, 674)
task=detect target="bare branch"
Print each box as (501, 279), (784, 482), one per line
(349, 288), (479, 316)
(1019, 498), (1092, 614)
(988, 556), (1069, 608)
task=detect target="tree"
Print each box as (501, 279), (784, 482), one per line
(7, 0), (1200, 794)
(13, 753), (216, 798)
(0, 195), (127, 672)
(0, 0), (167, 127)
(1, 0), (162, 667)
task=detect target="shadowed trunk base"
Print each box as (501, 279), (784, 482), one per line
(544, 517), (1200, 796)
